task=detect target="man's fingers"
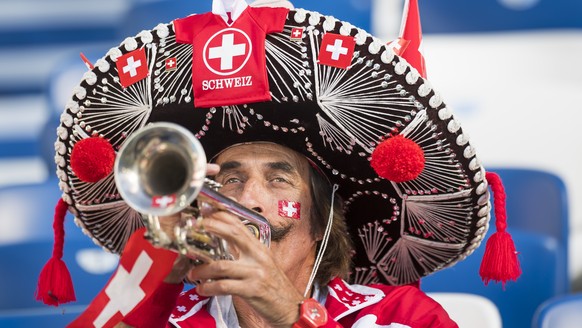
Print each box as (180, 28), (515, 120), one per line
(206, 163), (220, 176)
(196, 212), (260, 254)
(187, 260), (255, 282)
(195, 275), (264, 298)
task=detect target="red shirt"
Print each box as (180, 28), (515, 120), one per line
(174, 7), (289, 108)
(166, 278), (458, 328)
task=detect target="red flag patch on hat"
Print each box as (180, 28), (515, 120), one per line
(165, 57), (177, 72)
(318, 33), (355, 69)
(116, 48), (149, 88)
(290, 27), (304, 41)
(67, 228), (177, 328)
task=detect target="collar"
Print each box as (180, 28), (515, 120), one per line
(324, 277), (386, 322)
(212, 0), (249, 25)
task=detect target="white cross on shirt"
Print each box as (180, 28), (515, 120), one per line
(209, 33), (246, 70)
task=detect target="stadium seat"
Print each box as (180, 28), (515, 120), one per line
(0, 0), (130, 95)
(532, 292), (582, 328)
(117, 0), (212, 39)
(0, 175), (118, 310)
(291, 0), (373, 32)
(427, 292), (502, 328)
(421, 230), (564, 328)
(118, 0), (373, 38)
(0, 306), (85, 328)
(0, 238), (117, 310)
(419, 0), (582, 33)
(487, 167), (569, 292)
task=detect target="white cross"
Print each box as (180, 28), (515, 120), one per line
(122, 56), (142, 77)
(177, 305), (187, 313)
(292, 29), (302, 37)
(93, 251), (153, 327)
(166, 59), (176, 68)
(282, 202), (298, 217)
(154, 195), (174, 208)
(208, 33), (246, 71)
(308, 307), (322, 320)
(326, 39), (348, 61)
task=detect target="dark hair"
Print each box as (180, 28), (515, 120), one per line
(308, 165), (353, 286)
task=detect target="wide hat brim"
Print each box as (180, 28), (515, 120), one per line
(55, 8), (491, 286)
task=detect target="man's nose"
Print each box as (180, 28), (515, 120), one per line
(237, 180), (264, 214)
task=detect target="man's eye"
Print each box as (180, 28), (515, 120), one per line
(272, 177), (288, 183)
(223, 177), (241, 184)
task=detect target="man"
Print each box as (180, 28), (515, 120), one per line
(37, 0), (519, 326)
(115, 142), (458, 327)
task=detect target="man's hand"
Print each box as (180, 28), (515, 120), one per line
(185, 210), (304, 327)
(159, 163), (221, 284)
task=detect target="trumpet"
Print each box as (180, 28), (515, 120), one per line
(114, 122), (271, 264)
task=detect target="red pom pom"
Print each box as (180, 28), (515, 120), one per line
(370, 135), (425, 182)
(70, 137), (115, 183)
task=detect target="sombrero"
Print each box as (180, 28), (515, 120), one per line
(39, 0), (520, 305)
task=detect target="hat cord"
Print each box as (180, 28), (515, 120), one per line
(303, 184), (339, 297)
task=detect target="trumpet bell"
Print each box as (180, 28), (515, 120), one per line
(114, 122), (207, 217)
(114, 122), (271, 263)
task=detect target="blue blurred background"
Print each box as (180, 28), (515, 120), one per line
(0, 0), (581, 327)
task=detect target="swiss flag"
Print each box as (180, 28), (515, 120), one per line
(116, 48), (149, 88)
(165, 57), (177, 71)
(318, 33), (355, 69)
(67, 228), (177, 328)
(387, 38), (411, 57)
(278, 200), (301, 219)
(290, 27), (304, 41)
(395, 0), (427, 78)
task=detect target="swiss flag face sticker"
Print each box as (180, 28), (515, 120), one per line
(318, 33), (355, 69)
(203, 28), (252, 76)
(116, 48), (149, 88)
(278, 200), (301, 220)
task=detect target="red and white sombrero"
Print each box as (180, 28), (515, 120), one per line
(37, 0), (520, 306)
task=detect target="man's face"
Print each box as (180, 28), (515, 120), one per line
(214, 143), (318, 279)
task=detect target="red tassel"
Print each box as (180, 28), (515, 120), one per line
(35, 198), (76, 306)
(479, 172), (522, 287)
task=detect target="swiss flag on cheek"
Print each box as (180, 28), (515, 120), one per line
(116, 48), (149, 88)
(317, 33), (356, 70)
(278, 200), (301, 220)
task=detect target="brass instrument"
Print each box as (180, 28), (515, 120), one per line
(114, 122), (271, 263)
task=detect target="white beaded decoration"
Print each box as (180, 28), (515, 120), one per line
(83, 71), (97, 86)
(122, 37), (138, 51)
